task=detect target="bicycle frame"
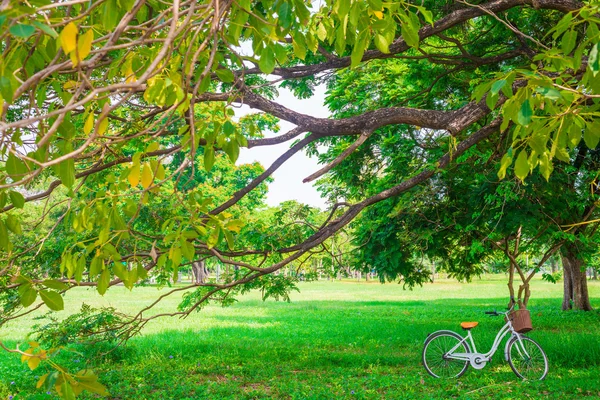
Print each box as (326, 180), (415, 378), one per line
(443, 317), (529, 370)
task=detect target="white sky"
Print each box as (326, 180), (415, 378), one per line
(236, 85), (329, 209)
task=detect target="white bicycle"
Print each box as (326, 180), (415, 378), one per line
(422, 303), (548, 380)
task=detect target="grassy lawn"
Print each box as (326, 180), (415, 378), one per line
(1, 275), (600, 399)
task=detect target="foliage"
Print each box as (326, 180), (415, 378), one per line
(0, 0), (598, 397)
(30, 304), (131, 349)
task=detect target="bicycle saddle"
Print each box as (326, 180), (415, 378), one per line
(460, 322), (478, 330)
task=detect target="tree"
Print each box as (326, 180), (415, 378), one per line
(0, 0), (597, 397)
(317, 1), (600, 309)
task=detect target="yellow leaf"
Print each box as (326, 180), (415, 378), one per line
(59, 22), (78, 54)
(146, 142), (159, 153)
(28, 355), (41, 370)
(37, 373), (49, 388)
(141, 163), (153, 188)
(84, 113), (94, 134)
(21, 348), (34, 363)
(97, 117), (108, 135)
(78, 29), (94, 60)
(70, 50), (79, 67)
(226, 219), (243, 233)
(128, 165), (140, 187)
(124, 60), (137, 83)
(28, 341), (39, 348)
(155, 163), (166, 180)
(63, 80), (78, 90)
(374, 11), (384, 19)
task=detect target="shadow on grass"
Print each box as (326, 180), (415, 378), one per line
(2, 297), (600, 399)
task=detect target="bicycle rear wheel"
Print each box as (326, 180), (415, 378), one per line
(422, 331), (471, 378)
(507, 336), (548, 380)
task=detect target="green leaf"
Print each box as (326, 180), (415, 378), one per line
(316, 22), (327, 41)
(400, 12), (420, 48)
(536, 86), (562, 100)
(19, 283), (38, 307)
(5, 214), (22, 234)
(584, 121), (600, 149)
(113, 263), (128, 282)
(204, 146), (215, 171)
(89, 255), (103, 277)
(207, 225), (220, 249)
(32, 21), (58, 38)
(223, 121), (236, 135)
(224, 230), (234, 250)
(74, 256), (85, 283)
(490, 80), (506, 95)
(259, 46), (276, 74)
(0, 220), (9, 250)
(588, 43), (600, 76)
(137, 263), (148, 280)
(215, 68), (235, 83)
(9, 24), (36, 38)
(61, 381), (76, 400)
(225, 219), (244, 233)
(74, 375), (109, 396)
(486, 92), (499, 110)
(97, 268), (110, 295)
(368, 0), (383, 11)
(567, 124), (581, 150)
(517, 99), (533, 126)
(278, 1), (293, 29)
(292, 32), (307, 60)
(58, 159), (75, 188)
(0, 76), (14, 104)
(514, 149), (530, 181)
(415, 6), (434, 26)
(497, 153), (512, 180)
(169, 246), (182, 267)
(42, 279), (69, 291)
(180, 238), (195, 260)
(350, 33), (368, 68)
(224, 140), (240, 163)
(561, 29), (577, 55)
(334, 25), (346, 56)
(39, 290), (64, 311)
(9, 191), (25, 209)
(6, 153), (27, 181)
(374, 34), (390, 53)
(293, 0), (311, 24)
(538, 152), (553, 180)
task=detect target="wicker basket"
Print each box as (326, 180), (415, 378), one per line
(507, 309), (533, 333)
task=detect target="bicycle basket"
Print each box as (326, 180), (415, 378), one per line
(507, 309), (532, 333)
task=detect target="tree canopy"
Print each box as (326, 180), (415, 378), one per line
(1, 0), (599, 397)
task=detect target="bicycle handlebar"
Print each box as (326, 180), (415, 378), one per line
(485, 310), (501, 316)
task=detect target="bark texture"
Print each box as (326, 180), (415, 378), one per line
(192, 261), (209, 284)
(560, 245), (593, 311)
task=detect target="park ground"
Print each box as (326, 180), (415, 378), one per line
(1, 274), (600, 399)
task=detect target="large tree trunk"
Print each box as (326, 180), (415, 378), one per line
(560, 247), (593, 311)
(191, 261), (208, 284)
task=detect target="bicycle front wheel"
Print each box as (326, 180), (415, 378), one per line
(507, 336), (548, 380)
(422, 331), (471, 378)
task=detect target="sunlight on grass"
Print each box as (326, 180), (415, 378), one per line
(1, 276), (599, 399)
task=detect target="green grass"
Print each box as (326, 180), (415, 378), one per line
(2, 275), (600, 399)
